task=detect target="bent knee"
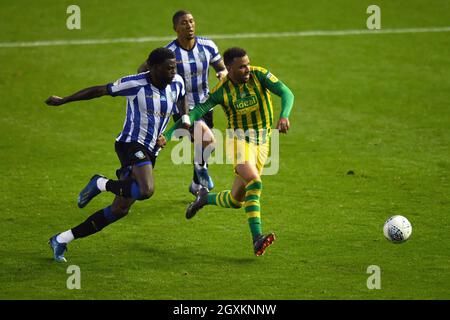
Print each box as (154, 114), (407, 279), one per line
(111, 206), (131, 219)
(139, 186), (154, 199)
(201, 125), (215, 144)
(231, 201), (243, 209)
(204, 134), (216, 145)
(230, 194), (244, 208)
(245, 176), (262, 187)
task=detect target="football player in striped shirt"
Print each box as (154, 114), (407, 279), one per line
(138, 10), (227, 196)
(160, 47), (295, 256)
(45, 48), (186, 262)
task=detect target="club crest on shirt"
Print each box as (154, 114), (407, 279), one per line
(134, 151), (145, 159)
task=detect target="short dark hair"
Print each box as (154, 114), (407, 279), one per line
(172, 10), (192, 28)
(223, 47), (247, 66)
(147, 47), (175, 67)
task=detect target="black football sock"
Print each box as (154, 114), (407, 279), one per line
(105, 179), (132, 197)
(193, 166), (200, 184)
(71, 206), (118, 239)
(105, 179), (144, 199)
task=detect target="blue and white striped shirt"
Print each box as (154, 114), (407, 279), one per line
(107, 72), (185, 155)
(166, 37), (221, 109)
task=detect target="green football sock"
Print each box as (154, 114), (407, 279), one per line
(245, 179), (263, 239)
(207, 190), (243, 208)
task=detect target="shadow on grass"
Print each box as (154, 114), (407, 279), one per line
(132, 242), (256, 269)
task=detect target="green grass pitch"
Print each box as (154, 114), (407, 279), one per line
(0, 0), (449, 299)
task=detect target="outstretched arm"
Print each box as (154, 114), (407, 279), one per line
(45, 85), (108, 106)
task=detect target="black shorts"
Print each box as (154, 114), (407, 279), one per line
(115, 141), (157, 170)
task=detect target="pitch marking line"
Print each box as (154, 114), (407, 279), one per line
(1, 26), (449, 48)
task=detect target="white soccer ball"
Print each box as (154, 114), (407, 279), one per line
(383, 215), (412, 243)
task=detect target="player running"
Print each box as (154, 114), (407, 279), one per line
(45, 48), (187, 262)
(138, 10), (227, 195)
(159, 47), (295, 256)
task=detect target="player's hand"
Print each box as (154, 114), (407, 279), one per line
(157, 135), (167, 148)
(276, 118), (290, 133)
(216, 70), (228, 80)
(45, 95), (65, 106)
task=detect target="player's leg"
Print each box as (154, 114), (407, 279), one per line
(235, 162), (275, 256)
(129, 162), (154, 199)
(190, 115), (215, 195)
(187, 136), (275, 254)
(234, 163), (263, 238)
(49, 195), (135, 262)
(49, 164), (155, 262)
(77, 143), (155, 208)
(207, 175), (246, 208)
(50, 142), (155, 262)
(185, 160), (274, 255)
(185, 183), (242, 219)
(186, 135), (244, 218)
(71, 195), (135, 240)
(49, 170), (137, 262)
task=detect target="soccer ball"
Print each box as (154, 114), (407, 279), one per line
(383, 215), (412, 243)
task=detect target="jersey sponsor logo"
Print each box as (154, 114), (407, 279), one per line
(266, 72), (279, 83)
(184, 70), (203, 79)
(147, 110), (171, 118)
(178, 57), (202, 64)
(134, 151), (146, 160)
(234, 95), (258, 113)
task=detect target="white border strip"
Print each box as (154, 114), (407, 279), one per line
(1, 26), (449, 48)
